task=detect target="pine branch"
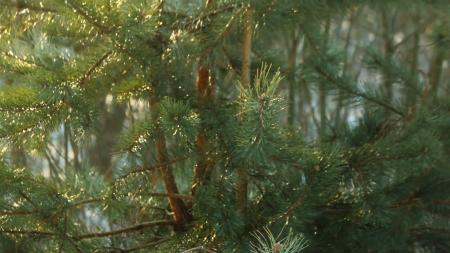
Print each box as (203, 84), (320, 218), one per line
(3, 1), (57, 13)
(64, 0), (111, 33)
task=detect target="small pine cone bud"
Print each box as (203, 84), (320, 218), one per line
(272, 242), (283, 252)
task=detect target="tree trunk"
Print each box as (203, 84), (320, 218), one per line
(236, 6), (253, 215)
(191, 65), (214, 195)
(191, 0), (215, 196)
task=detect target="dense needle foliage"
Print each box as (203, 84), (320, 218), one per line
(0, 0), (449, 252)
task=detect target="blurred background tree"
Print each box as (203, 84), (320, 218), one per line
(0, 0), (449, 252)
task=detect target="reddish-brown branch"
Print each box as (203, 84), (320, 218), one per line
(155, 133), (191, 230)
(150, 98), (191, 231)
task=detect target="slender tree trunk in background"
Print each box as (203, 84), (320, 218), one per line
(69, 128), (81, 171)
(236, 6), (253, 215)
(11, 147), (26, 168)
(287, 32), (300, 126)
(335, 12), (355, 128)
(427, 26), (445, 100)
(298, 43), (310, 136)
(301, 80), (313, 137)
(381, 10), (394, 101)
(64, 123), (69, 168)
(5, 78), (27, 168)
(150, 98), (190, 231)
(89, 102), (126, 181)
(408, 13), (420, 108)
(319, 20), (330, 138)
(191, 64), (214, 195)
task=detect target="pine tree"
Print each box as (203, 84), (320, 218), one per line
(0, 0), (449, 252)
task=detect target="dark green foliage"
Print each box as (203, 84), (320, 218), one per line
(0, 0), (449, 252)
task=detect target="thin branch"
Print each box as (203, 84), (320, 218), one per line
(268, 169), (319, 224)
(74, 220), (174, 240)
(300, 26), (405, 116)
(146, 192), (193, 201)
(78, 50), (113, 87)
(71, 198), (102, 207)
(115, 157), (188, 181)
(313, 65), (404, 116)
(0, 198), (101, 218)
(182, 246), (217, 253)
(123, 238), (171, 252)
(197, 6), (243, 59)
(64, 0), (111, 32)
